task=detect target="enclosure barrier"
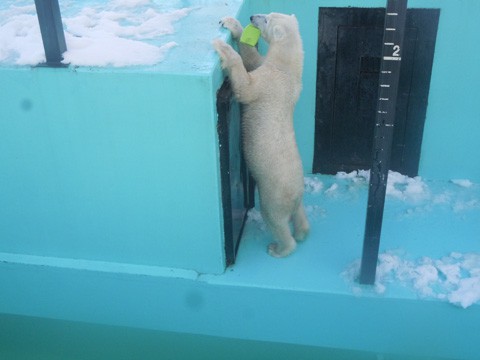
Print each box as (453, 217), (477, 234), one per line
(34, 0), (67, 66)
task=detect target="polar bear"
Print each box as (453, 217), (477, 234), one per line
(213, 13), (309, 258)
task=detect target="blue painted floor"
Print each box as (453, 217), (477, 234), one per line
(211, 172), (480, 308)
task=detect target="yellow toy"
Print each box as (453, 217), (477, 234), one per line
(239, 24), (261, 46)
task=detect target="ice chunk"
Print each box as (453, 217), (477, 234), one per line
(343, 251), (480, 308)
(324, 183), (339, 195)
(304, 177), (323, 194)
(448, 277), (480, 309)
(451, 179), (474, 188)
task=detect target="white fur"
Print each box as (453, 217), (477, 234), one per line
(213, 13), (309, 257)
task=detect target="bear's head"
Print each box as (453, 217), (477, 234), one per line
(250, 13), (300, 44)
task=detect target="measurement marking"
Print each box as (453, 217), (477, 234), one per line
(380, 84), (390, 88)
(385, 124), (394, 127)
(377, 111), (388, 114)
(379, 98), (389, 101)
(383, 56), (402, 61)
(385, 28), (396, 31)
(381, 70), (392, 74)
(384, 42), (394, 45)
(387, 12), (398, 16)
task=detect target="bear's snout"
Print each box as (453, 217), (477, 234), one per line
(250, 14), (267, 28)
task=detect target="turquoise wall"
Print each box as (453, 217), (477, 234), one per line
(243, 0), (480, 181)
(415, 1), (480, 181)
(2, 255), (479, 360)
(0, 67), (225, 274)
(0, 0), (248, 275)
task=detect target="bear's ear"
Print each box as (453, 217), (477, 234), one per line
(272, 25), (286, 41)
(291, 14), (296, 18)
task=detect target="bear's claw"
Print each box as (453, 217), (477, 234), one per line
(219, 16), (243, 39)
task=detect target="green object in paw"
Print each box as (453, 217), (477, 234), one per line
(240, 24), (261, 46)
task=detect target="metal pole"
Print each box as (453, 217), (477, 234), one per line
(359, 0), (408, 285)
(34, 0), (67, 66)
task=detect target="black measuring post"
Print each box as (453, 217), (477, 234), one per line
(359, 0), (408, 285)
(34, 0), (67, 66)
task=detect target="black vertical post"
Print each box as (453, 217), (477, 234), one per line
(34, 0), (67, 66)
(359, 0), (408, 285)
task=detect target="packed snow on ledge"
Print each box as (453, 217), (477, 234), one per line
(342, 251), (480, 308)
(0, 0), (192, 67)
(304, 169), (479, 211)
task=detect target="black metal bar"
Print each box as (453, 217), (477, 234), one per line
(359, 0), (408, 285)
(217, 79), (254, 266)
(34, 0), (67, 66)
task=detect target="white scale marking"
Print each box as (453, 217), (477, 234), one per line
(383, 56), (402, 61)
(387, 12), (398, 16)
(380, 84), (390, 88)
(386, 28), (396, 31)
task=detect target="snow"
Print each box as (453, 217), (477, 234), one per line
(304, 177), (323, 194)
(343, 251), (480, 308)
(309, 169), (431, 202)
(304, 170), (479, 215)
(324, 183), (339, 195)
(0, 0), (192, 67)
(453, 199), (480, 213)
(451, 179), (474, 188)
(336, 169), (370, 181)
(333, 169), (431, 201)
(386, 172), (430, 202)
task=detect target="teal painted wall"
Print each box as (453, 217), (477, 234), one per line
(246, 0), (480, 181)
(1, 259), (479, 360)
(0, 0), (249, 274)
(0, 67), (225, 274)
(415, 0), (480, 181)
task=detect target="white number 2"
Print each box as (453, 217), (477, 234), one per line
(393, 45), (400, 57)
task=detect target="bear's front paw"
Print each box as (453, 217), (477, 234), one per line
(212, 39), (241, 70)
(219, 17), (243, 39)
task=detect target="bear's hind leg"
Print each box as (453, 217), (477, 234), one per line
(293, 202), (309, 242)
(264, 214), (297, 258)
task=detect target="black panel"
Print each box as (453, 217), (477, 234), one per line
(217, 79), (253, 266)
(313, 8), (440, 176)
